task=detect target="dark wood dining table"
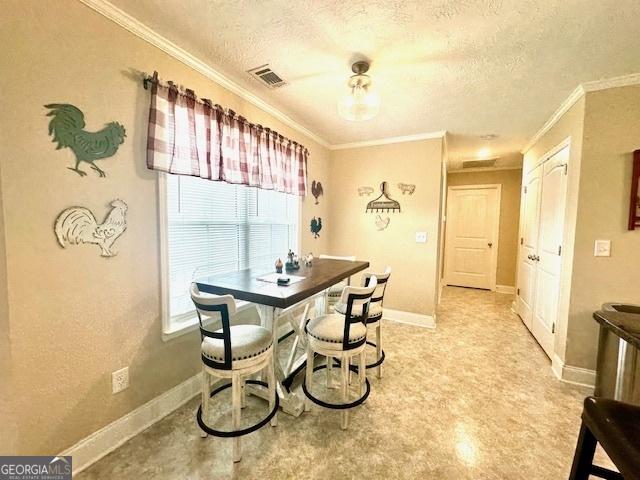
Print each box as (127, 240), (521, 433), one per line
(196, 258), (369, 416)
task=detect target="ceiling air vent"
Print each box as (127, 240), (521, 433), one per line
(247, 64), (287, 89)
(463, 159), (497, 169)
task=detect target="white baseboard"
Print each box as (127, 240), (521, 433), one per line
(495, 285), (516, 294)
(60, 373), (204, 476)
(552, 354), (596, 389)
(384, 308), (436, 329)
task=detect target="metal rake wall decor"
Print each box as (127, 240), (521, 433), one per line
(366, 182), (401, 213)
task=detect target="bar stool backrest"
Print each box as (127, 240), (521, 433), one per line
(339, 276), (377, 350)
(362, 266), (391, 310)
(190, 283), (237, 370)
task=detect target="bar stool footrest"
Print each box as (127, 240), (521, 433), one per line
(301, 363), (370, 410)
(196, 380), (278, 438)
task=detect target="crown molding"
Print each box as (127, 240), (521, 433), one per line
(330, 130), (447, 151)
(522, 72), (640, 154)
(77, 0), (331, 149)
(448, 166), (522, 174)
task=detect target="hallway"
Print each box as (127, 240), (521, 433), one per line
(77, 287), (600, 479)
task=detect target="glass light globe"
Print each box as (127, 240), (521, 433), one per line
(337, 75), (380, 121)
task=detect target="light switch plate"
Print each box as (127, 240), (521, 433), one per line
(415, 232), (427, 243)
(594, 240), (611, 257)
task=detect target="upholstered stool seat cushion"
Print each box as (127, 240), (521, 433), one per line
(334, 301), (382, 319)
(201, 325), (272, 362)
(582, 396), (640, 478)
(306, 314), (367, 348)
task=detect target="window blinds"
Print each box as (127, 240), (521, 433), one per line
(166, 174), (299, 319)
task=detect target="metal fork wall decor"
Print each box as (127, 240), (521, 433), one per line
(366, 182), (401, 213)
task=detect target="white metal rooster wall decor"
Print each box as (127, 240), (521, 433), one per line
(54, 200), (128, 257)
(375, 214), (390, 231)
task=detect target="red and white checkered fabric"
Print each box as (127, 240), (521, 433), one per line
(147, 82), (308, 196)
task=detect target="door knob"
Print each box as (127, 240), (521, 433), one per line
(488, 242), (493, 248)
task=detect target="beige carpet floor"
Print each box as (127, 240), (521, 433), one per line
(76, 287), (610, 479)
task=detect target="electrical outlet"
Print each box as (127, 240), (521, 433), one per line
(415, 232), (427, 243)
(112, 367), (129, 394)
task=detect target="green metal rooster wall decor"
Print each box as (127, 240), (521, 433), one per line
(45, 104), (126, 177)
(310, 217), (322, 239)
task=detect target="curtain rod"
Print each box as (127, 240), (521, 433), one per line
(141, 70), (309, 152)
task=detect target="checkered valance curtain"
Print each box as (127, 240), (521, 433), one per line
(146, 78), (308, 196)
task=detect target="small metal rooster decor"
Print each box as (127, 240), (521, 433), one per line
(375, 214), (390, 231)
(311, 180), (323, 205)
(310, 217), (322, 238)
(366, 182), (401, 213)
(397, 183), (416, 195)
(54, 200), (128, 257)
(45, 104), (126, 177)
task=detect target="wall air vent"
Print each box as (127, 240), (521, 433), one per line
(463, 158), (497, 169)
(247, 64), (288, 89)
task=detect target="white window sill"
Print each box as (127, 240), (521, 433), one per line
(162, 301), (256, 342)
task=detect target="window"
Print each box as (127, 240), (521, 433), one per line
(160, 174), (300, 337)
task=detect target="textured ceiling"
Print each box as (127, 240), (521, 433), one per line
(109, 0), (640, 167)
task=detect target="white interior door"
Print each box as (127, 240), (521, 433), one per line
(444, 186), (500, 290)
(516, 165), (542, 331)
(531, 146), (569, 358)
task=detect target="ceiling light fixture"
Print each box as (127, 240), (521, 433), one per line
(338, 61), (380, 122)
(477, 147), (492, 159)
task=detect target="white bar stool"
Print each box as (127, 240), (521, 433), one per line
(319, 254), (356, 308)
(335, 267), (391, 379)
(191, 284), (278, 463)
(302, 277), (377, 429)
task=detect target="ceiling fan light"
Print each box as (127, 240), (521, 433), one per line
(337, 70), (381, 121)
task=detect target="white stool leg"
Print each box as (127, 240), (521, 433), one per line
(232, 372), (242, 463)
(341, 354), (349, 430)
(359, 350), (366, 396)
(326, 356), (334, 388)
(376, 323), (382, 379)
(304, 343), (313, 412)
(200, 367), (210, 438)
(268, 354), (278, 427)
(240, 377), (247, 409)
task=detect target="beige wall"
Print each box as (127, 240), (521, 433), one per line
(523, 97), (585, 365)
(0, 0), (330, 455)
(524, 85), (640, 372)
(328, 139), (444, 316)
(0, 157), (14, 452)
(447, 169), (522, 287)
(566, 85), (640, 370)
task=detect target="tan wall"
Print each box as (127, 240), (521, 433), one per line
(524, 85), (640, 372)
(0, 0), (330, 455)
(328, 139), (444, 316)
(523, 97), (585, 364)
(447, 169), (523, 287)
(0, 157), (14, 453)
(566, 85), (640, 370)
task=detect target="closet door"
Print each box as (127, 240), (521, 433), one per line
(516, 164), (542, 331)
(531, 146), (569, 358)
